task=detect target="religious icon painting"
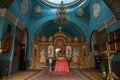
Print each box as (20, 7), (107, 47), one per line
(40, 47), (46, 64)
(73, 48), (79, 64)
(2, 33), (12, 53)
(66, 46), (72, 57)
(48, 45), (54, 57)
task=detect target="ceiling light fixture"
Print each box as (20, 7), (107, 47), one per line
(54, 1), (68, 32)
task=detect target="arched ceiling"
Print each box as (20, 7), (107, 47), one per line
(36, 20), (84, 38)
(31, 0), (91, 38)
(22, 0), (115, 37)
(6, 0), (116, 40)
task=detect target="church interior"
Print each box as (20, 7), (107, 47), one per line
(0, 0), (120, 80)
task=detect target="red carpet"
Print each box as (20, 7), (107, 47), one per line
(25, 68), (81, 80)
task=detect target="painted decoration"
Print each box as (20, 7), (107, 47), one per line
(41, 36), (46, 42)
(2, 33), (12, 53)
(66, 46), (72, 57)
(33, 4), (41, 14)
(40, 47), (46, 63)
(92, 1), (101, 18)
(77, 7), (85, 16)
(20, 0), (29, 15)
(48, 45), (54, 57)
(73, 48), (79, 63)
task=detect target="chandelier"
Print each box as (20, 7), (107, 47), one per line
(55, 1), (68, 26)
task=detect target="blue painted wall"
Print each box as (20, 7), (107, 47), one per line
(0, 16), (17, 75)
(0, 1), (120, 76)
(0, 17), (5, 40)
(8, 0), (32, 61)
(106, 21), (120, 34)
(4, 0), (120, 61)
(88, 0), (114, 41)
(0, 17), (16, 61)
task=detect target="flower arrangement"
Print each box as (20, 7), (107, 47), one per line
(99, 60), (107, 78)
(99, 61), (106, 72)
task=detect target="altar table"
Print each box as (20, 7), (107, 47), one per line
(54, 60), (69, 72)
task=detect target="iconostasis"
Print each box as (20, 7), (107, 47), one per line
(29, 31), (90, 69)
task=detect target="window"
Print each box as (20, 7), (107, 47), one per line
(40, 0), (84, 8)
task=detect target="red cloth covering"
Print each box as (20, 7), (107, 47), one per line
(54, 60), (69, 72)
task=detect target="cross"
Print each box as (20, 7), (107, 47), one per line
(58, 26), (62, 32)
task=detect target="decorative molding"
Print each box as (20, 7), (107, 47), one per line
(106, 16), (117, 27)
(0, 8), (25, 31)
(17, 20), (25, 31)
(0, 8), (6, 16)
(97, 16), (117, 32)
(5, 9), (16, 24)
(97, 23), (106, 32)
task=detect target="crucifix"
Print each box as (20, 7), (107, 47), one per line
(102, 42), (119, 80)
(58, 26), (62, 32)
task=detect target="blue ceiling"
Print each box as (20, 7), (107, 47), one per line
(31, 0), (92, 38)
(36, 20), (84, 38)
(8, 0), (114, 40)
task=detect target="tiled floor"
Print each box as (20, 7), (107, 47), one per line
(0, 68), (103, 80)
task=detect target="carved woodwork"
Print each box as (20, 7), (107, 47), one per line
(29, 32), (89, 69)
(79, 36), (90, 69)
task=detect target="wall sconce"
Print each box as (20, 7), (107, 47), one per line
(0, 40), (7, 55)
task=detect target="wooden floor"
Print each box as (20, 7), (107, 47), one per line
(0, 68), (103, 80)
